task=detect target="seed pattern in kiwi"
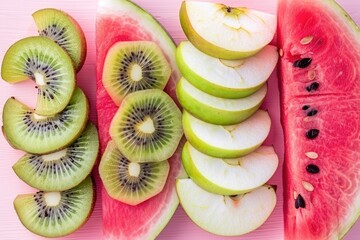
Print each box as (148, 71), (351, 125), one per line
(28, 139), (86, 177)
(22, 54), (64, 101)
(22, 107), (74, 135)
(33, 190), (81, 221)
(120, 97), (174, 150)
(39, 24), (70, 53)
(116, 48), (163, 94)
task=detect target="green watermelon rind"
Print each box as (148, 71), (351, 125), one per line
(97, 0), (185, 239)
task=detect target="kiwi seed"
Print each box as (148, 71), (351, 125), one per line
(14, 177), (95, 238)
(102, 41), (171, 105)
(2, 87), (89, 154)
(99, 141), (170, 205)
(110, 89), (183, 163)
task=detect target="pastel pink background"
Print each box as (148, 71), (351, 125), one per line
(0, 0), (359, 239)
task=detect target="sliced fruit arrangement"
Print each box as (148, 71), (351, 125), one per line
(33, 8), (87, 72)
(176, 0), (278, 236)
(14, 177), (95, 238)
(102, 41), (171, 105)
(1, 8), (97, 238)
(176, 178), (277, 236)
(278, 0), (360, 239)
(180, 1), (277, 59)
(96, 0), (185, 239)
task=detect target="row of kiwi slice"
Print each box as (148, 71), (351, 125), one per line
(1, 8), (97, 238)
(99, 41), (183, 205)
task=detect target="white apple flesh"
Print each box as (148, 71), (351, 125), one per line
(176, 41), (278, 98)
(182, 142), (279, 195)
(183, 110), (271, 158)
(176, 178), (277, 236)
(180, 1), (277, 59)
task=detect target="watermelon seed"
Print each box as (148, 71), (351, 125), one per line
(295, 194), (306, 209)
(302, 105), (310, 110)
(302, 181), (314, 192)
(306, 82), (319, 92)
(306, 129), (319, 139)
(293, 191), (298, 199)
(293, 58), (312, 68)
(279, 49), (284, 57)
(305, 152), (318, 159)
(306, 164), (320, 174)
(300, 36), (314, 45)
(308, 70), (316, 80)
(307, 109), (318, 116)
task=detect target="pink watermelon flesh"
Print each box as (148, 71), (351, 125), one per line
(96, 0), (184, 239)
(278, 0), (360, 239)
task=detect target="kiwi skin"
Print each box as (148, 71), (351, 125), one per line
(13, 177), (96, 238)
(32, 8), (87, 72)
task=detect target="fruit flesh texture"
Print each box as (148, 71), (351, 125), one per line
(180, 1), (277, 59)
(176, 178), (277, 236)
(13, 177), (95, 238)
(2, 87), (89, 154)
(96, 0), (184, 239)
(32, 8), (87, 72)
(1, 36), (75, 116)
(12, 122), (99, 191)
(278, 0), (360, 239)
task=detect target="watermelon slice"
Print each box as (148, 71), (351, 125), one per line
(278, 0), (360, 239)
(96, 0), (185, 239)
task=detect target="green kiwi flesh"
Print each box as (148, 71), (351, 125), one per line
(110, 89), (183, 162)
(12, 122), (99, 191)
(14, 176), (95, 238)
(1, 36), (76, 116)
(2, 87), (89, 154)
(32, 8), (87, 72)
(99, 140), (170, 205)
(102, 41), (171, 106)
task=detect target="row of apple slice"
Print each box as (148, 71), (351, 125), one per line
(175, 0), (278, 236)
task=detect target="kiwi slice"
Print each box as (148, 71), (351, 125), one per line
(33, 8), (87, 72)
(1, 36), (75, 116)
(14, 176), (95, 238)
(102, 41), (171, 106)
(110, 89), (183, 162)
(12, 122), (99, 191)
(2, 87), (89, 154)
(99, 141), (170, 205)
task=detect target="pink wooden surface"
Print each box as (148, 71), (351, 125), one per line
(0, 0), (359, 239)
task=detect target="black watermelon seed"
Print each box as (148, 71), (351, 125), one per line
(293, 58), (312, 68)
(307, 109), (318, 116)
(306, 82), (319, 92)
(306, 164), (320, 174)
(306, 129), (319, 139)
(302, 105), (310, 110)
(295, 194), (306, 209)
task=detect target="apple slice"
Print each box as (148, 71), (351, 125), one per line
(176, 41), (278, 98)
(176, 77), (267, 125)
(183, 110), (271, 158)
(179, 1), (277, 59)
(176, 178), (276, 236)
(182, 142), (278, 195)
